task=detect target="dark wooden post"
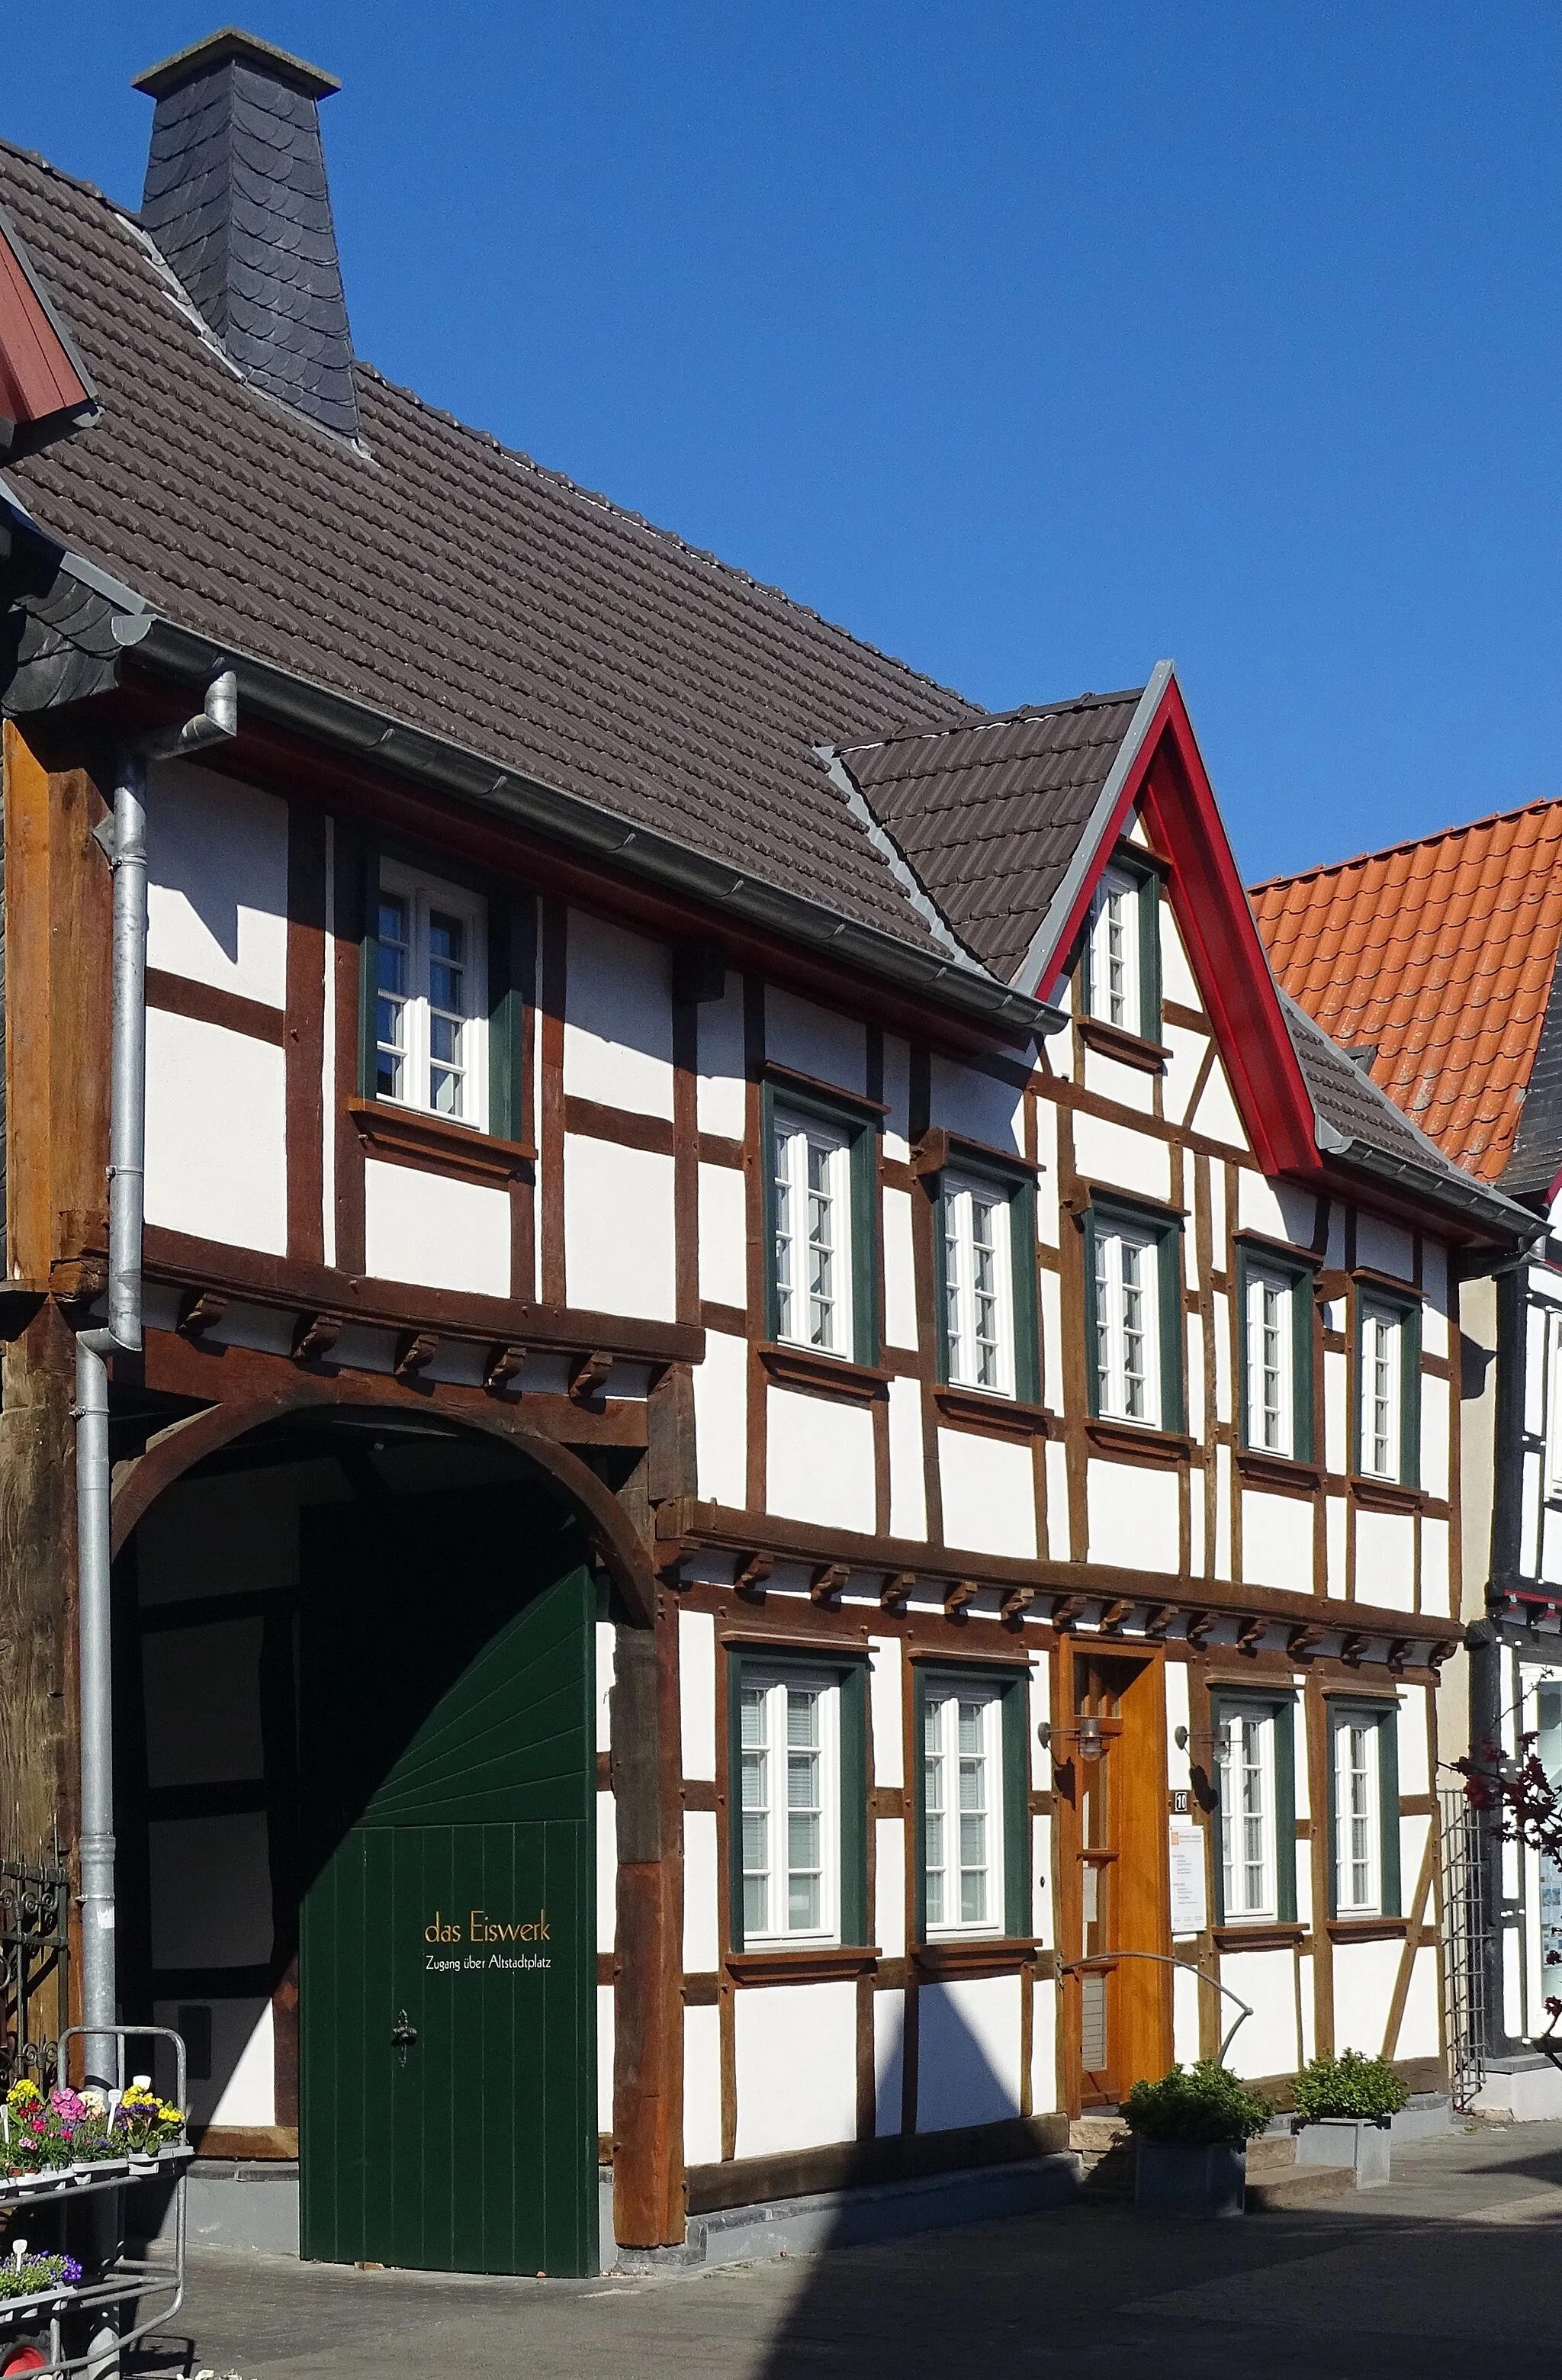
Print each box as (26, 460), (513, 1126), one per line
(609, 1606), (685, 2248)
(0, 1304), (79, 1887)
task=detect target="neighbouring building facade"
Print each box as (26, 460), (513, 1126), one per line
(0, 28), (1538, 2274)
(1256, 804), (1562, 2117)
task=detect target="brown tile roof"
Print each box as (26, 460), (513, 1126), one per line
(0, 137), (990, 963)
(836, 693), (1147, 982)
(1251, 796), (1562, 1185)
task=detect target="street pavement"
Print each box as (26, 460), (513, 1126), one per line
(137, 2119), (1562, 2378)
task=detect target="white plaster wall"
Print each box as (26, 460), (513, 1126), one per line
(1236, 1176), (1317, 1246)
(1039, 1270), (1062, 1407)
(1188, 1462), (1205, 1572)
(869, 1638), (904, 1788)
(683, 2005), (724, 2167)
(680, 1611), (717, 1780)
(145, 1010), (287, 1254)
(766, 986), (866, 1094)
(1297, 1954), (1316, 2063)
(928, 1056), (1025, 1153)
(734, 1981), (857, 2156)
(916, 1975), (1023, 2131)
(1189, 1061), (1249, 1152)
(886, 1377), (927, 1540)
(562, 909), (673, 1117)
(882, 1035), (911, 1159)
(364, 1159), (510, 1297)
(768, 1388), (876, 1532)
(1208, 1158), (1226, 1257)
(1397, 1944), (1441, 2060)
(938, 1430), (1037, 1559)
(148, 1998), (274, 2129)
(1214, 1443), (1232, 1579)
(1241, 1490), (1313, 1595)
(1087, 1461), (1178, 1574)
(1034, 1099), (1059, 1242)
(1071, 1113), (1171, 1203)
(693, 1333), (747, 1507)
(1082, 1048), (1154, 1114)
(1219, 1948), (1299, 2079)
(596, 1622), (616, 1754)
(1172, 1963), (1203, 2066)
(876, 1820), (905, 1957)
(698, 1164), (747, 1311)
(1420, 1375), (1450, 1499)
(1046, 1440), (1071, 1561)
(874, 1989), (906, 2132)
(1159, 903), (1201, 1008)
(1355, 1508), (1415, 1611)
(1162, 1024), (1209, 1129)
(882, 1187), (918, 1349)
(1325, 1495), (1348, 1599)
(1186, 1323), (1204, 1430)
(1323, 1348), (1348, 1475)
(1356, 1214), (1415, 1285)
(683, 1810), (721, 1974)
(1396, 1687), (1431, 1796)
(1331, 1938), (1403, 2054)
(599, 1986), (615, 2136)
(564, 1136), (676, 1319)
(1420, 1520), (1450, 1617)
(696, 977), (746, 1139)
(146, 758), (288, 1005)
(1030, 1977), (1059, 2113)
(597, 1795), (617, 1953)
(1212, 1291), (1232, 1423)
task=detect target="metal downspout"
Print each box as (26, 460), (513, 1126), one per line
(73, 674), (236, 2095)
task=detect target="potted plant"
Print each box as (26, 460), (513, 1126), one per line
(1122, 2060), (1274, 2217)
(1290, 2049), (1408, 2187)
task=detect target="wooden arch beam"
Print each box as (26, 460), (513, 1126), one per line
(109, 1378), (657, 1623)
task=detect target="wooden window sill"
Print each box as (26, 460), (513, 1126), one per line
(933, 1383), (1050, 1439)
(1212, 1922), (1306, 1954)
(348, 1096), (535, 1185)
(1085, 1417), (1193, 1468)
(758, 1342), (889, 1402)
(726, 1945), (879, 1986)
(1076, 1015), (1169, 1074)
(1236, 1449), (1323, 1496)
(1326, 1916), (1409, 1944)
(910, 1127), (1043, 1181)
(914, 1936), (1049, 1979)
(1349, 1475), (1425, 1516)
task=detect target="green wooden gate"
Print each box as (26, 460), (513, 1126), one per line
(298, 1482), (596, 2275)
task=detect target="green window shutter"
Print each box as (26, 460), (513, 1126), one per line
(1274, 1700), (1298, 1922)
(911, 1665), (930, 1943)
(1235, 1247), (1252, 1449)
(1137, 867), (1163, 1041)
(932, 1175), (951, 1385)
(850, 1118), (880, 1365)
(1001, 1675), (1030, 1938)
(357, 840), (381, 1098)
(1080, 902), (1095, 1017)
(838, 1661), (870, 1945)
(1157, 1221), (1184, 1433)
(1377, 1707), (1402, 1917)
(727, 1652), (747, 1953)
(1210, 1698), (1228, 1928)
(1400, 1303), (1422, 1488)
(486, 892), (523, 1143)
(1082, 1208), (1101, 1418)
(1292, 1268), (1316, 1465)
(1010, 1180), (1041, 1404)
(1325, 1703), (1340, 1919)
(760, 1083), (780, 1344)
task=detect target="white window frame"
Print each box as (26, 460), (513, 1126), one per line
(1358, 1299), (1403, 1481)
(374, 861), (488, 1128)
(772, 1108), (855, 1359)
(1217, 1703), (1278, 1922)
(737, 1668), (840, 1948)
(1085, 864), (1142, 1034)
(1094, 1221), (1161, 1427)
(922, 1683), (1005, 1939)
(1245, 1264), (1294, 1457)
(1546, 1310), (1562, 1500)
(1333, 1713), (1382, 1916)
(943, 1173), (1016, 1397)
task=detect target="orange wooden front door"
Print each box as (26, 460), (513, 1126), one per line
(1057, 1645), (1172, 2110)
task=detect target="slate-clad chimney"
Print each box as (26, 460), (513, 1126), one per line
(133, 27), (358, 438)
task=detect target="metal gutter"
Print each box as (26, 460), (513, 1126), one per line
(1313, 1118), (1544, 1252)
(126, 615), (1065, 1044)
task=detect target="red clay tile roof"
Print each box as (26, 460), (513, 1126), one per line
(1250, 797), (1562, 1185)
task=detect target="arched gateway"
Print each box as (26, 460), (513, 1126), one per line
(111, 1391), (644, 2278)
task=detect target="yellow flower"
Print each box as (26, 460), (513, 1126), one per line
(6, 2082), (40, 2110)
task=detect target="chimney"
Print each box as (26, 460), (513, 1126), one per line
(132, 27), (358, 439)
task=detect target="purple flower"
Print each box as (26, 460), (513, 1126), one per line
(60, 2256), (81, 2285)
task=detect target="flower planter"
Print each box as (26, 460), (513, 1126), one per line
(1293, 2115), (1391, 2187)
(1133, 2137), (1247, 2218)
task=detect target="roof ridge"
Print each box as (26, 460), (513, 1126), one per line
(839, 684), (1143, 757)
(0, 132), (133, 221)
(352, 357), (985, 720)
(1252, 789), (1562, 896)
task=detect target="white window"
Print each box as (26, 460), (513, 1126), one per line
(1358, 1300), (1403, 1479)
(923, 1685), (1004, 1936)
(943, 1176), (1015, 1394)
(1094, 1222), (1160, 1426)
(1246, 1266), (1294, 1455)
(1217, 1705), (1278, 1921)
(773, 1110), (854, 1358)
(738, 1671), (838, 1945)
(375, 865), (487, 1126)
(1547, 1311), (1562, 1498)
(1085, 865), (1142, 1032)
(1334, 1715), (1381, 1915)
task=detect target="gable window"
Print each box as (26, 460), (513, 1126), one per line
(914, 1665), (1030, 1941)
(728, 1652), (868, 1952)
(762, 1081), (879, 1365)
(934, 1157), (1041, 1403)
(1212, 1696), (1297, 1925)
(1083, 1199), (1184, 1433)
(375, 869), (487, 1124)
(1081, 851), (1162, 1042)
(1326, 1700), (1401, 1919)
(1237, 1245), (1315, 1462)
(1354, 1288), (1421, 1486)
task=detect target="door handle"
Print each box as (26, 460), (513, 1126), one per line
(391, 2011), (419, 2065)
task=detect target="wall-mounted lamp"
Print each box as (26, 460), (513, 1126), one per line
(1037, 1722), (1052, 1750)
(1174, 1722), (1231, 1760)
(1078, 1714), (1104, 1763)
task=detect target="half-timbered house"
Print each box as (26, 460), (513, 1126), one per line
(0, 28), (1537, 2272)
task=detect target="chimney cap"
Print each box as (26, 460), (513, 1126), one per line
(132, 25), (340, 103)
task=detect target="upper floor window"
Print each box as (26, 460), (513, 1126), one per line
(374, 864), (487, 1126)
(763, 1081), (879, 1365)
(1083, 1198), (1182, 1433)
(1328, 1700), (1400, 1919)
(1355, 1288), (1420, 1485)
(1081, 851), (1162, 1042)
(1237, 1246), (1315, 1462)
(1546, 1310), (1562, 1499)
(943, 1176), (1011, 1391)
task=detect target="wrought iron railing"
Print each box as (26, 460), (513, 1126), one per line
(0, 1828), (69, 2095)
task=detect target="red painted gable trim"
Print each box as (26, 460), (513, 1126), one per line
(0, 214), (95, 455)
(1042, 675), (1319, 1179)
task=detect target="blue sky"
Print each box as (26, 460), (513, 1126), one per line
(7, 3), (1560, 881)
